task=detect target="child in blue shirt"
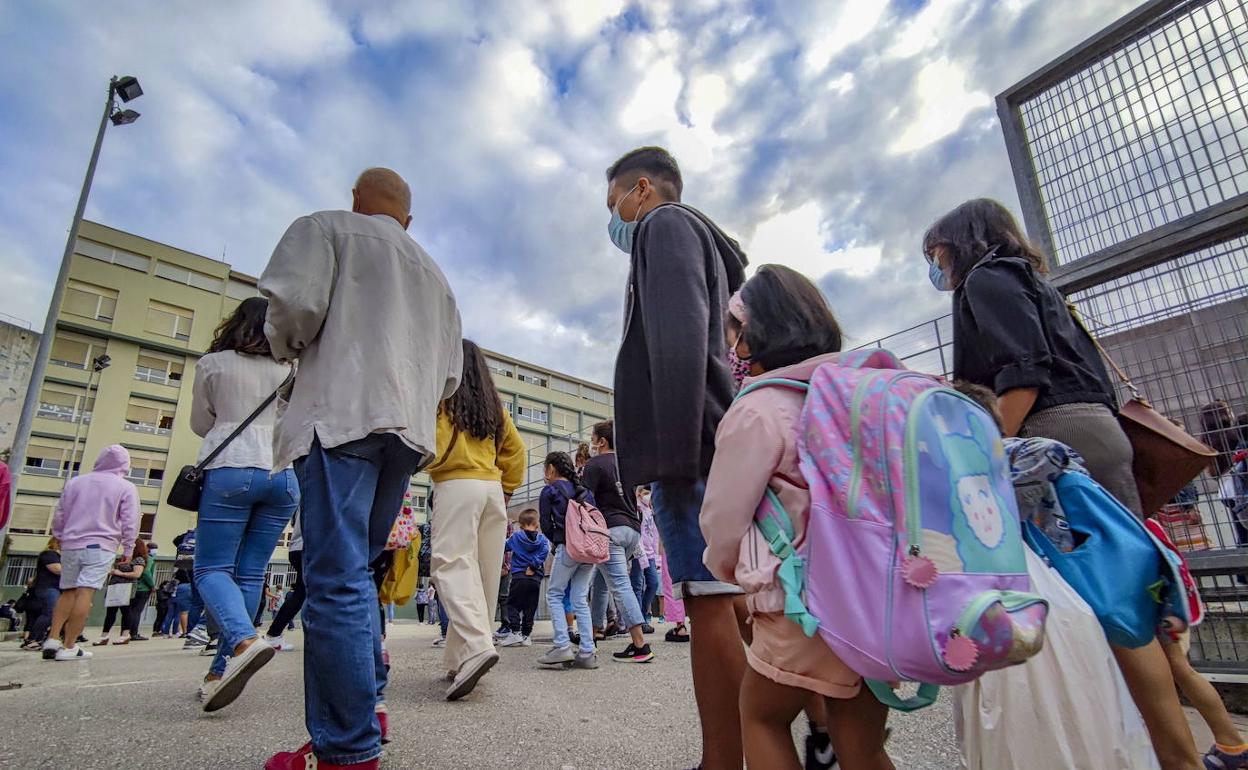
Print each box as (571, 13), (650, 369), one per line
(498, 509), (551, 647)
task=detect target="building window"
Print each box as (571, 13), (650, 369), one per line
(49, 332), (107, 370)
(550, 407), (578, 432)
(124, 397), (176, 435)
(517, 367), (548, 387)
(487, 358), (514, 378)
(36, 384), (94, 424)
(134, 350), (186, 385)
(126, 455), (167, 488)
(583, 388), (611, 406)
(139, 510), (157, 538)
(10, 499), (55, 536)
(516, 405), (548, 425)
(412, 493), (428, 512)
(2, 555), (36, 586)
(63, 280), (118, 322)
(24, 442), (77, 477)
(76, 239), (151, 273)
(226, 279), (259, 300)
(144, 301), (193, 342)
(550, 377), (580, 397)
(154, 261), (224, 293)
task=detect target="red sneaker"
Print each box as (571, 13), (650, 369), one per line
(375, 703), (389, 744)
(265, 743), (380, 770)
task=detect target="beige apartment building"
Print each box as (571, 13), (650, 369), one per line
(2, 220), (612, 598)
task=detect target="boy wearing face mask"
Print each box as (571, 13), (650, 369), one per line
(497, 509), (550, 648)
(606, 146), (750, 770)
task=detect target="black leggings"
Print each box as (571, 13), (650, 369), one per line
(102, 589), (150, 636)
(267, 551), (305, 638)
(505, 576), (542, 638)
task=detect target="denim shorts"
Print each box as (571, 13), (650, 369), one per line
(650, 479), (743, 600)
(60, 546), (117, 590)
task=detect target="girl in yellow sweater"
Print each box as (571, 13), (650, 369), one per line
(427, 339), (527, 701)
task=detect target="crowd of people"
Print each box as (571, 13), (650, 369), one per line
(8, 149), (1248, 770)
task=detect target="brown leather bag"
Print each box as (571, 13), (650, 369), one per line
(1069, 304), (1216, 514)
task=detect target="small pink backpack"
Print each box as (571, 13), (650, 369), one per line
(565, 488), (611, 564)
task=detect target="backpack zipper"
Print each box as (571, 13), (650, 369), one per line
(846, 372), (881, 519)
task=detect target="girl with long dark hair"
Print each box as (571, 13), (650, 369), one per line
(536, 451), (599, 669)
(190, 296), (298, 712)
(923, 199), (1200, 770)
(426, 339), (526, 701)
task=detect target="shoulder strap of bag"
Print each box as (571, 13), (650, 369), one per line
(753, 488), (820, 637)
(1065, 302), (1142, 401)
(195, 370), (293, 472)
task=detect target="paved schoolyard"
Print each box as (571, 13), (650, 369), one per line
(0, 620), (968, 769)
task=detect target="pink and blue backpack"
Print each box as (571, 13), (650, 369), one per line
(739, 350), (1048, 710)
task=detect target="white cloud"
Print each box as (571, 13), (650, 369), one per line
(889, 58), (991, 155)
(748, 203), (882, 279)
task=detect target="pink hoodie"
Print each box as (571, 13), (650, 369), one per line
(700, 353), (840, 615)
(52, 445), (140, 557)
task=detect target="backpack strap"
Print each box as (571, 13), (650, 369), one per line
(754, 489), (820, 637)
(735, 377), (809, 401)
(864, 679), (941, 712)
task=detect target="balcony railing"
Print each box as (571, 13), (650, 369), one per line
(123, 422), (172, 436)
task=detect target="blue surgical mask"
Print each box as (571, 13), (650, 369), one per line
(928, 261), (953, 292)
(608, 185), (641, 253)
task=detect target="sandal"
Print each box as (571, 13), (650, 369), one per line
(665, 626), (691, 643)
(113, 637), (131, 645)
(92, 638), (110, 646)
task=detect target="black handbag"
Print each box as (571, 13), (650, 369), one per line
(166, 382), (287, 512)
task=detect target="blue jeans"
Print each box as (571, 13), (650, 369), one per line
(164, 584), (191, 634)
(194, 467), (299, 676)
(590, 526), (646, 630)
(296, 434), (420, 765)
(651, 480), (741, 598)
(438, 598), (450, 636)
(545, 546), (595, 654)
(631, 559), (660, 622)
(187, 578), (204, 632)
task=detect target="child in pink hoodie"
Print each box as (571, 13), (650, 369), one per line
(43, 444), (140, 661)
(701, 266), (894, 770)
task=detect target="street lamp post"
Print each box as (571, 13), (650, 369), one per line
(4, 75), (142, 536)
(66, 354), (111, 479)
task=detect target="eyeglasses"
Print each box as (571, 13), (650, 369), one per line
(923, 243), (950, 265)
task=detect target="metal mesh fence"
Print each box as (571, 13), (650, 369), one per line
(1017, 0), (1248, 265)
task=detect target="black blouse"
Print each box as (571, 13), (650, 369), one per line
(951, 256), (1116, 414)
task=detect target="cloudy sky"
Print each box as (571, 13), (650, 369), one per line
(0, 0), (1141, 385)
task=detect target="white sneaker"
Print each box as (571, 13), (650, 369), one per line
(41, 638), (64, 661)
(521, 635), (532, 647)
(492, 628), (509, 640)
(55, 646), (92, 661)
(263, 634), (294, 652)
(432, 636), (447, 648)
(186, 625), (210, 645)
(499, 633), (526, 648)
(202, 639), (275, 713)
(197, 677), (220, 702)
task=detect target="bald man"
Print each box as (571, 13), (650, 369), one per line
(260, 168), (463, 770)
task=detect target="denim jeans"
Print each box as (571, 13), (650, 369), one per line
(630, 559), (660, 622)
(545, 545), (595, 654)
(194, 467), (299, 676)
(591, 526), (646, 630)
(296, 434), (419, 765)
(438, 598), (450, 636)
(163, 584), (191, 635)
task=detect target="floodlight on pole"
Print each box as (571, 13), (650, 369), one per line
(5, 74), (144, 533)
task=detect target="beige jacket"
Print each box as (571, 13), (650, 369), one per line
(259, 211), (463, 470)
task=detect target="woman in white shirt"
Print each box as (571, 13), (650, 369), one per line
(190, 297), (298, 712)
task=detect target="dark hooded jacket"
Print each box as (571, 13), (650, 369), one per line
(614, 202), (748, 490)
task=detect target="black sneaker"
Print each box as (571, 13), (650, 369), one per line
(612, 643), (654, 663)
(805, 730), (836, 770)
(641, 623), (656, 634)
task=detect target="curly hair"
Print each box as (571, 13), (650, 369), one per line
(442, 339), (506, 441)
(209, 297), (272, 356)
(545, 451), (579, 486)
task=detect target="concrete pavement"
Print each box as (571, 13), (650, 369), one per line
(0, 620), (966, 769)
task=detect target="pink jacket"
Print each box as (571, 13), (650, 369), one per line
(52, 445), (140, 557)
(701, 353), (838, 615)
